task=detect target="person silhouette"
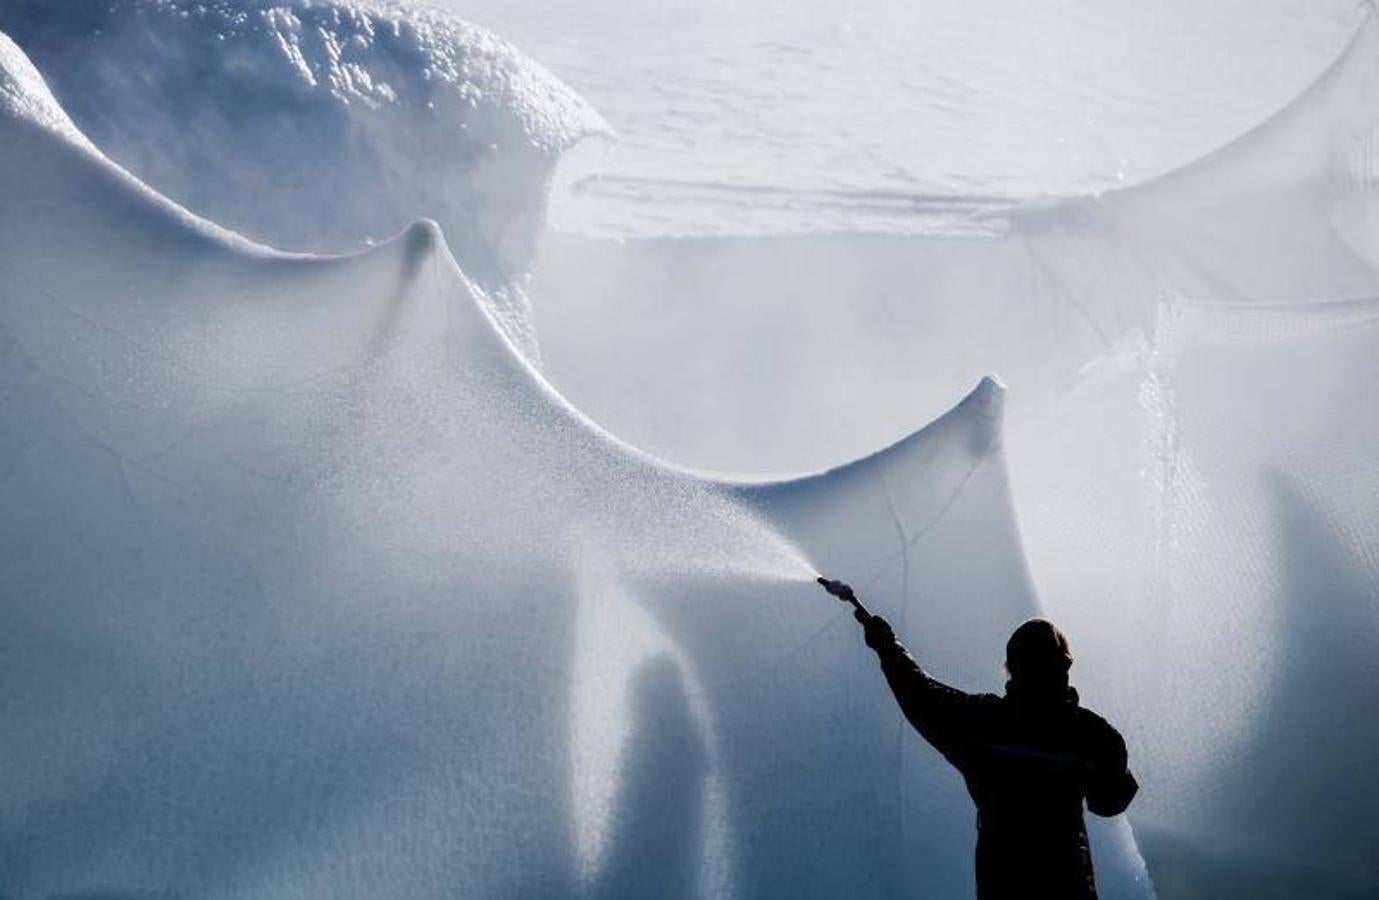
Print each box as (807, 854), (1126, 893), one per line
(818, 578), (1137, 899)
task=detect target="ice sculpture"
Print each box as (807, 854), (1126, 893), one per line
(0, 27), (1151, 897)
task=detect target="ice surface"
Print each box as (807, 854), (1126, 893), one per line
(0, 0), (611, 361)
(0, 28), (1154, 898)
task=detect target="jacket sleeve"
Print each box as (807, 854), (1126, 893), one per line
(1084, 723), (1138, 816)
(864, 615), (976, 768)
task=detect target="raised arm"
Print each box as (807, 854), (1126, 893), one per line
(818, 578), (977, 767)
(858, 612), (979, 767)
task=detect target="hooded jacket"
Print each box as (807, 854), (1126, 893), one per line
(862, 614), (1137, 899)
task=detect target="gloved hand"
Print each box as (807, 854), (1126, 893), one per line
(859, 611), (894, 650)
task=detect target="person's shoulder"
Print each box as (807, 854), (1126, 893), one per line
(1072, 705), (1127, 746)
(956, 691), (1005, 726)
(1074, 704), (1111, 724)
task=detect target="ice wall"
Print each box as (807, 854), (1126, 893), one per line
(529, 9), (1379, 895)
(0, 31), (1152, 898)
(0, 0), (611, 360)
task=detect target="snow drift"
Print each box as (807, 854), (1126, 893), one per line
(0, 26), (1152, 898)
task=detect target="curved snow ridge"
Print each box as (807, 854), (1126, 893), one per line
(1081, 9), (1379, 304)
(0, 28), (273, 259)
(1106, 6), (1379, 201)
(1000, 10), (1379, 264)
(1002, 7), (1379, 224)
(729, 375), (1005, 495)
(0, 29), (556, 372)
(0, 26), (1001, 502)
(1011, 4), (1376, 215)
(0, 0), (612, 361)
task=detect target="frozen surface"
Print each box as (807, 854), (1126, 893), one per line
(0, 29), (1152, 898)
(0, 0), (610, 359)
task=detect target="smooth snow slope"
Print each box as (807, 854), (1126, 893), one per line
(0, 0), (611, 361)
(0, 32), (1150, 898)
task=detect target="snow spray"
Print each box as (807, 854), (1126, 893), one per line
(593, 486), (818, 588)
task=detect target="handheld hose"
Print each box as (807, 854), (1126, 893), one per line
(816, 576), (871, 619)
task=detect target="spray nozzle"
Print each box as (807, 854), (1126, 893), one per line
(816, 576), (856, 602)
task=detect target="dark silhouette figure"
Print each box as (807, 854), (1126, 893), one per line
(819, 578), (1137, 899)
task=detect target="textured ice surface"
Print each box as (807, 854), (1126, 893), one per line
(0, 0), (610, 359)
(0, 30), (1153, 898)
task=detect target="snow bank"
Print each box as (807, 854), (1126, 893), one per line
(0, 0), (611, 360)
(0, 31), (1152, 898)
